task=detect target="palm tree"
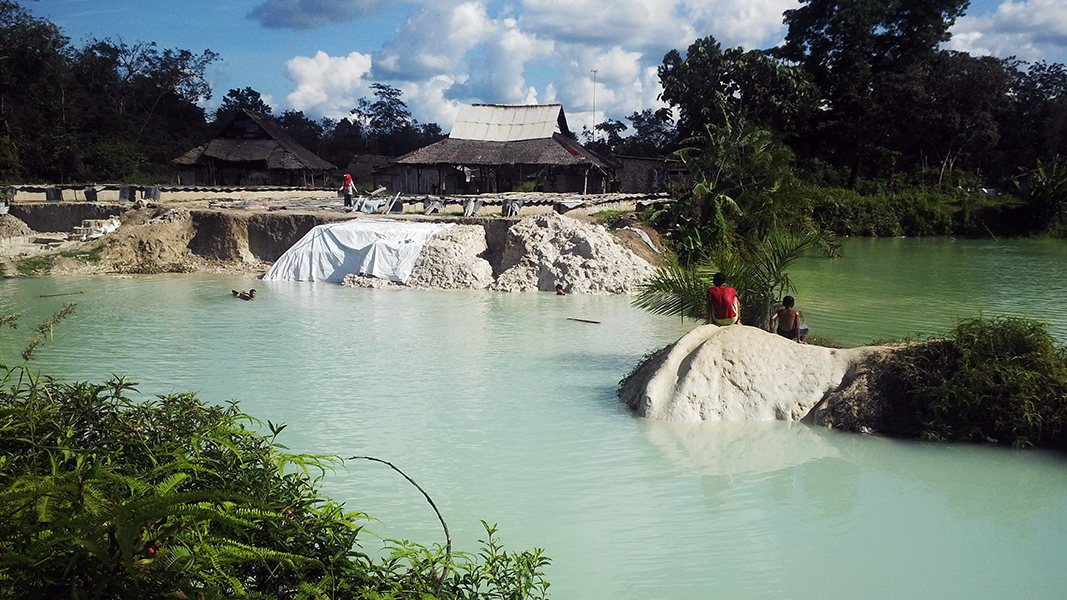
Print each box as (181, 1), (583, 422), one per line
(634, 228), (835, 328)
(638, 113), (840, 327)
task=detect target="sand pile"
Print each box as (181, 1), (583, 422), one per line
(490, 212), (655, 293)
(0, 214), (35, 238)
(342, 214), (655, 293)
(404, 224), (494, 289)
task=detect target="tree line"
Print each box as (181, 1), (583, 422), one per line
(3, 0), (1066, 200)
(587, 0), (1067, 196)
(0, 1), (441, 184)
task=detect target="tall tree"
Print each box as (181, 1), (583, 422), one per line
(913, 51), (1010, 184)
(621, 108), (675, 157)
(214, 87), (272, 125)
(659, 37), (816, 142)
(581, 119), (627, 156)
(1000, 60), (1067, 178)
(776, 0), (970, 187)
(350, 83), (442, 156)
(276, 109), (325, 156)
(0, 0), (71, 180)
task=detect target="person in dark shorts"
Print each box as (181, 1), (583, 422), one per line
(232, 289), (257, 301)
(770, 295), (802, 341)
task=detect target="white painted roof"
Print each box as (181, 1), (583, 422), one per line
(449, 104), (565, 142)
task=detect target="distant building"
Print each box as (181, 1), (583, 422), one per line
(616, 155), (685, 194)
(388, 104), (614, 194)
(173, 109), (336, 186)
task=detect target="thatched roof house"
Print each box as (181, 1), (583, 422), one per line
(385, 104), (613, 194)
(173, 109), (336, 186)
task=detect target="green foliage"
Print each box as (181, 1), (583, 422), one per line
(1013, 157), (1067, 235)
(881, 317), (1067, 448)
(634, 228), (835, 327)
(778, 0), (970, 188)
(13, 245), (105, 276)
(810, 186), (963, 237)
(15, 254), (55, 276)
(59, 244), (105, 264)
(659, 37), (816, 140)
(214, 86), (273, 124)
(640, 112), (838, 327)
(661, 113), (811, 262)
(0, 308), (552, 599)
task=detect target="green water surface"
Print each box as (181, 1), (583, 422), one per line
(3, 237), (1066, 600)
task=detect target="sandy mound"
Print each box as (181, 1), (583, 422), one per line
(405, 224), (494, 289)
(490, 212), (655, 293)
(618, 324), (888, 421)
(46, 208), (201, 275)
(0, 214), (34, 238)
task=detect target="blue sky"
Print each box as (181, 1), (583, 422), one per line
(27, 0), (1067, 133)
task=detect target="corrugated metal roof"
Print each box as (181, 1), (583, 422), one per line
(449, 104), (567, 142)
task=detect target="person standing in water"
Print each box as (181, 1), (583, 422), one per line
(706, 272), (741, 325)
(340, 173), (356, 208)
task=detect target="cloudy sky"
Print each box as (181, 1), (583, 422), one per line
(28, 0), (1067, 134)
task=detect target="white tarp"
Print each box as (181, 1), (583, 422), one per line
(262, 219), (454, 283)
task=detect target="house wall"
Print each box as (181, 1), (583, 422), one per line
(179, 164), (328, 187)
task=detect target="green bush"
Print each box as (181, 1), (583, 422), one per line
(811, 186), (969, 237)
(15, 254), (56, 276)
(882, 317), (1067, 448)
(0, 308), (551, 599)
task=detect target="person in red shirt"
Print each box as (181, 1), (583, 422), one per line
(706, 272), (741, 325)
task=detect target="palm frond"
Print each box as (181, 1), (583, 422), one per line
(633, 263), (715, 321)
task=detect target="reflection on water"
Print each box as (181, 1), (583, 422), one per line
(3, 257), (1067, 600)
(644, 420), (841, 477)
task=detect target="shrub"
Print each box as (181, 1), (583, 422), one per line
(15, 254), (55, 275)
(879, 317), (1067, 448)
(811, 186), (971, 237)
(0, 308), (551, 599)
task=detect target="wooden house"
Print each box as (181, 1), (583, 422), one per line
(173, 109), (336, 186)
(390, 104), (614, 194)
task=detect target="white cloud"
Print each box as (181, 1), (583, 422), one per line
(547, 44), (667, 134)
(375, 2), (494, 80)
(278, 0), (808, 130)
(518, 0), (798, 53)
(284, 51), (374, 119)
(949, 0), (1067, 63)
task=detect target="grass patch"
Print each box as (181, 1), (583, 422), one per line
(589, 209), (631, 225)
(15, 255), (56, 275)
(58, 244), (105, 263)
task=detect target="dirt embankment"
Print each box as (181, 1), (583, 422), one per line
(1, 201), (667, 281)
(0, 204), (342, 276)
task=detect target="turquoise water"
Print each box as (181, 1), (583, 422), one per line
(5, 238), (1067, 599)
(789, 237), (1067, 347)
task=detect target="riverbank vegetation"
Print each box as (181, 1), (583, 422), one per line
(834, 317), (1067, 450)
(0, 307), (551, 599)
